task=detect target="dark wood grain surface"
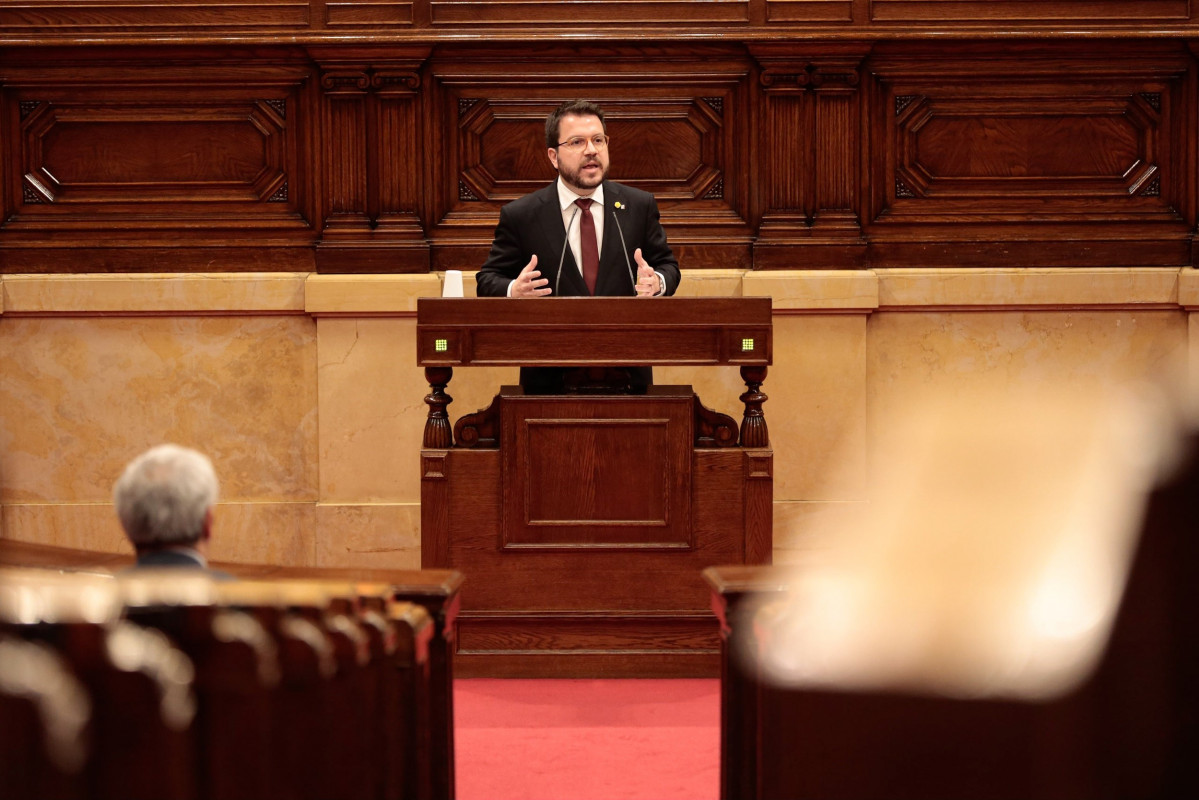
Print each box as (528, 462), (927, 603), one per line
(0, 23), (1195, 273)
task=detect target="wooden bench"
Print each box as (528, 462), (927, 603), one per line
(704, 432), (1199, 800)
(1, 570), (199, 799)
(0, 546), (464, 800)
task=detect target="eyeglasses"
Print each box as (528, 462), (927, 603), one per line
(556, 135), (610, 152)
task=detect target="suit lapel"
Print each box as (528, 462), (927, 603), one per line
(536, 185), (588, 296)
(598, 183), (634, 296)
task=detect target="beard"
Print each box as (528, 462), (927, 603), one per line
(558, 157), (606, 192)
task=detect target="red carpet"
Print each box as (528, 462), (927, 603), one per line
(455, 679), (720, 800)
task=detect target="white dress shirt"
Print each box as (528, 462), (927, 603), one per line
(557, 179), (605, 276)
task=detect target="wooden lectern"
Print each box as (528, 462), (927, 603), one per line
(417, 297), (773, 677)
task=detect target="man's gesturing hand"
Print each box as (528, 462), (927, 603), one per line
(511, 255), (551, 297)
(634, 248), (660, 297)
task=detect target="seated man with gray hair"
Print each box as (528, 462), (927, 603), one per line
(113, 443), (226, 575)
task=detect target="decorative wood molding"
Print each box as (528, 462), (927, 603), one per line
(865, 41), (1193, 266)
(0, 57), (313, 267)
(454, 396), (501, 449)
(694, 396), (739, 448)
(313, 50), (432, 272)
(2, 0), (1199, 43)
(429, 0), (749, 26)
(751, 43), (869, 268)
(869, 1), (1189, 23)
(0, 34), (1198, 272)
(424, 45), (755, 270)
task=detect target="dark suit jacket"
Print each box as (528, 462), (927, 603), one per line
(127, 547), (233, 580)
(475, 180), (680, 299)
(476, 180), (681, 391)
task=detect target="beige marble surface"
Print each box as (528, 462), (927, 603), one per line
(316, 317), (427, 503)
(0, 315), (318, 503)
(877, 267), (1180, 308)
(0, 499), (317, 567)
(314, 503), (421, 570)
(306, 273), (438, 314)
(772, 500), (870, 564)
(1190, 314), (1199, 405)
(1176, 267), (1199, 308)
(867, 308), (1189, 479)
(0, 503), (129, 555)
(3, 268), (1198, 571)
(209, 501), (316, 565)
(744, 269), (879, 311)
(2, 272), (307, 314)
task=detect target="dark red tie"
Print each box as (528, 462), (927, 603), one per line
(575, 198), (599, 295)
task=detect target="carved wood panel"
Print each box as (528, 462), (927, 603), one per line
(502, 394), (693, 549)
(752, 43), (870, 268)
(0, 35), (1198, 272)
(0, 1), (312, 31)
(864, 42), (1196, 267)
(423, 45), (756, 271)
(19, 101), (289, 205)
(766, 0), (855, 23)
(869, 1), (1189, 23)
(0, 54), (316, 270)
(324, 1), (414, 27)
(4, 0), (1199, 39)
(891, 95), (1162, 205)
(313, 49), (431, 272)
(429, 0), (750, 26)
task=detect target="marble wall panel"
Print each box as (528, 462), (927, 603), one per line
(4, 268), (1196, 573)
(314, 502), (421, 570)
(1191, 313), (1199, 400)
(0, 500), (316, 567)
(313, 316), (516, 502)
(1183, 269), (1199, 401)
(866, 308), (1189, 478)
(772, 499), (869, 565)
(0, 313), (318, 554)
(209, 501), (316, 566)
(316, 317), (424, 503)
(0, 314), (318, 502)
(0, 503), (129, 555)
(309, 273), (515, 560)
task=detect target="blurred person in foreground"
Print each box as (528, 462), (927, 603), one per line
(114, 443), (229, 577)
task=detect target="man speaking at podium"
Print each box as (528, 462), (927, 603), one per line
(475, 100), (681, 391)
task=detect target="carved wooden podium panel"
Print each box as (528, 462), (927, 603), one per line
(417, 297), (772, 677)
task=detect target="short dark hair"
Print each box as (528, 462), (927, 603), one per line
(545, 100), (606, 149)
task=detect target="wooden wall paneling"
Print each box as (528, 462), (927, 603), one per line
(1, 77), (17, 233)
(312, 47), (432, 273)
(863, 41), (1196, 268)
(323, 0), (417, 28)
(423, 45), (756, 272)
(765, 0), (856, 24)
(0, 1), (313, 35)
(421, 450), (451, 569)
(3, 1), (1199, 41)
(427, 0), (750, 26)
(0, 47), (318, 272)
(868, 1), (1190, 24)
(743, 450), (773, 564)
(1182, 42), (1199, 263)
(751, 43), (870, 269)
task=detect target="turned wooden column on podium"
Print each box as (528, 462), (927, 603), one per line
(417, 297), (773, 677)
